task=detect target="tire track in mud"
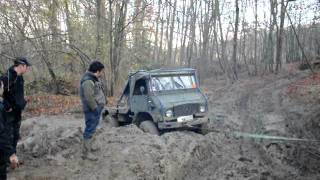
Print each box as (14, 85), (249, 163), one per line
(236, 84), (281, 177)
(204, 77), (290, 179)
(233, 74), (318, 179)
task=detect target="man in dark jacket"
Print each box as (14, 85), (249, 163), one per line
(0, 81), (19, 180)
(80, 61), (106, 161)
(0, 57), (31, 158)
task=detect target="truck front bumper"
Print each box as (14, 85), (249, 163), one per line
(157, 116), (209, 129)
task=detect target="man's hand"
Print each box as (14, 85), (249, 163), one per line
(6, 108), (12, 112)
(9, 154), (19, 169)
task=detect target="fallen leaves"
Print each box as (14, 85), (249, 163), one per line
(23, 94), (118, 118)
(24, 95), (81, 118)
(285, 73), (320, 103)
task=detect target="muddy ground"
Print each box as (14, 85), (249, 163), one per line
(8, 69), (320, 180)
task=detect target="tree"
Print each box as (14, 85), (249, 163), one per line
(108, 0), (128, 96)
(254, 0), (258, 75)
(231, 0), (239, 80)
(275, 0), (289, 73)
(95, 0), (105, 60)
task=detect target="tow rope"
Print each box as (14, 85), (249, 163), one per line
(233, 131), (320, 142)
(188, 125), (320, 143)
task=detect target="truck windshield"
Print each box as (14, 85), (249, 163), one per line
(150, 74), (197, 91)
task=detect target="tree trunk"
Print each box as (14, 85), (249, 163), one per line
(180, 0), (188, 66)
(232, 0), (239, 80)
(200, 0), (214, 77)
(165, 1), (171, 65)
(254, 0), (258, 75)
(267, 0), (277, 72)
(110, 0), (128, 96)
(159, 16), (164, 65)
(108, 0), (114, 96)
(47, 0), (60, 93)
(275, 0), (287, 73)
(187, 0), (196, 68)
(167, 0), (176, 65)
(64, 0), (74, 45)
(95, 0), (105, 60)
(153, 0), (161, 62)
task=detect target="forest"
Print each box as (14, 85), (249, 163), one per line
(1, 0), (319, 96)
(2, 1), (320, 179)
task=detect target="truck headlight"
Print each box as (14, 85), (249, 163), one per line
(165, 110), (173, 117)
(199, 105), (206, 113)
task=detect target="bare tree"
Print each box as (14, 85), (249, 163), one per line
(187, 0), (197, 67)
(266, 0), (277, 72)
(231, 0), (239, 80)
(254, 0), (258, 75)
(64, 0), (75, 45)
(153, 0), (161, 63)
(108, 0), (128, 96)
(275, 0), (288, 73)
(95, 0), (105, 60)
(179, 0), (189, 66)
(167, 0), (177, 65)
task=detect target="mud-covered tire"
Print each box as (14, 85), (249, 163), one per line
(189, 123), (209, 135)
(139, 120), (160, 135)
(199, 123), (209, 135)
(104, 115), (119, 127)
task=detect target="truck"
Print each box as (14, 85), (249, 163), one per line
(103, 68), (209, 135)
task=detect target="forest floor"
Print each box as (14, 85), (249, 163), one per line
(8, 65), (320, 180)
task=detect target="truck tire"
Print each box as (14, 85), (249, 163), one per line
(188, 123), (208, 135)
(104, 115), (119, 127)
(139, 120), (160, 135)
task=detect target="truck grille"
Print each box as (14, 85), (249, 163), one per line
(173, 103), (199, 117)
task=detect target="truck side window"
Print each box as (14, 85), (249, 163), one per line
(133, 79), (147, 95)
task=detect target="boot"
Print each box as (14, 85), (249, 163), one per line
(81, 139), (88, 160)
(82, 138), (98, 161)
(90, 137), (100, 152)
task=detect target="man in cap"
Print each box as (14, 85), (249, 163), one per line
(0, 57), (31, 160)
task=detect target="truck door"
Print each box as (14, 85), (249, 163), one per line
(131, 78), (149, 112)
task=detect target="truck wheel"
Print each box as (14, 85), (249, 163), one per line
(104, 115), (119, 127)
(139, 120), (160, 135)
(190, 123), (208, 135)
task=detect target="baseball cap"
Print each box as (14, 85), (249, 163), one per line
(14, 57), (31, 66)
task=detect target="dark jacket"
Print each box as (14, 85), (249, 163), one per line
(80, 72), (106, 112)
(0, 66), (27, 112)
(0, 101), (14, 156)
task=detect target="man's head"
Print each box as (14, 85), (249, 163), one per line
(88, 61), (105, 78)
(14, 57), (31, 75)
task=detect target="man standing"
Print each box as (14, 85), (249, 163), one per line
(1, 57), (31, 160)
(80, 61), (106, 161)
(0, 80), (20, 180)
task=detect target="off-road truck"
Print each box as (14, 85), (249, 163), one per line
(104, 68), (209, 135)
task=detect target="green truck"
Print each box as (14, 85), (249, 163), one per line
(104, 68), (209, 135)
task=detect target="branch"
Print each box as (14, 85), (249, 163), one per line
(0, 33), (67, 46)
(118, 2), (152, 34)
(0, 52), (14, 60)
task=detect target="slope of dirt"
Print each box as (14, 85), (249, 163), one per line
(8, 70), (320, 180)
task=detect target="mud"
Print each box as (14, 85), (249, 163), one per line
(9, 70), (320, 180)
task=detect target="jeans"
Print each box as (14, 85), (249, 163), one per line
(83, 106), (103, 139)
